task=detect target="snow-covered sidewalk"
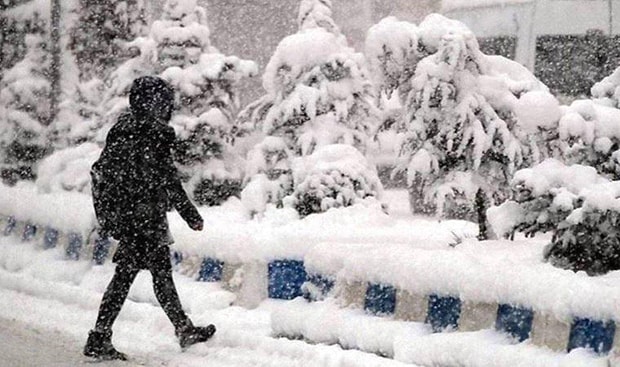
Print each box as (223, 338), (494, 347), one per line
(0, 317), (109, 367)
(0, 237), (412, 367)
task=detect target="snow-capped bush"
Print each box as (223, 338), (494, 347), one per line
(0, 32), (52, 183)
(239, 0), (379, 215)
(514, 90), (562, 133)
(35, 142), (101, 194)
(488, 159), (608, 238)
(283, 144), (384, 217)
(239, 0), (378, 156)
(546, 181), (620, 275)
(394, 14), (556, 220)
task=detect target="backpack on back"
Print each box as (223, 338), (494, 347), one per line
(91, 115), (149, 238)
(91, 156), (123, 238)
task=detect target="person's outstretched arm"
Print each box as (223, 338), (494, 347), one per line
(158, 126), (203, 230)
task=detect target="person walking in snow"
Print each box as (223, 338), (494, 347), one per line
(84, 76), (216, 361)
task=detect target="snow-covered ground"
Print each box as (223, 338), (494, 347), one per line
(0, 191), (425, 367)
(0, 236), (413, 367)
(1, 189), (617, 367)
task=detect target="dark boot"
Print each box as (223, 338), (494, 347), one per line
(175, 323), (216, 349)
(83, 329), (127, 361)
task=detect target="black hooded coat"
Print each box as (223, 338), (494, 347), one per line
(92, 77), (202, 270)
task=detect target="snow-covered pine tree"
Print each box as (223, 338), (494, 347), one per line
(0, 31), (52, 184)
(365, 17), (420, 112)
(363, 17), (422, 192)
(156, 0), (257, 205)
(399, 15), (554, 226)
(240, 0), (377, 156)
(239, 0), (381, 217)
(70, 0), (147, 80)
(1, 0), (49, 77)
(95, 0), (256, 205)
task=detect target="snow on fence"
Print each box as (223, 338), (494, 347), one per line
(1, 184), (618, 366)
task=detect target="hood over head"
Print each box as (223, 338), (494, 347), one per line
(129, 76), (175, 123)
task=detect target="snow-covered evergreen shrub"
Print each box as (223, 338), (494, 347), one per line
(1, 2), (49, 74)
(239, 0), (379, 215)
(1, 0), (98, 183)
(50, 78), (105, 148)
(96, 0), (256, 205)
(365, 16), (420, 106)
(283, 144), (384, 217)
(70, 0), (147, 80)
(0, 32), (52, 184)
(546, 182), (620, 275)
(239, 0), (378, 156)
(398, 14), (554, 220)
(363, 17), (420, 174)
(488, 159), (608, 238)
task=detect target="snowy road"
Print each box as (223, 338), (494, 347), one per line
(0, 317), (92, 367)
(0, 237), (414, 367)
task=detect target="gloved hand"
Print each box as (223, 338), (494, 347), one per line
(189, 217), (204, 231)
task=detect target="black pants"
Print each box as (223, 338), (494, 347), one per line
(94, 264), (190, 332)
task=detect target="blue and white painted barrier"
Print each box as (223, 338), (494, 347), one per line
(293, 275), (620, 359)
(0, 213), (109, 264)
(1, 205), (619, 365)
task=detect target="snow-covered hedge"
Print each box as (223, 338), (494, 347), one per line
(242, 144), (384, 218)
(284, 145), (384, 217)
(488, 159), (608, 238)
(546, 182), (620, 275)
(489, 159), (620, 275)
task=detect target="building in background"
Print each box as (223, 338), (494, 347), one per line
(443, 0), (620, 96)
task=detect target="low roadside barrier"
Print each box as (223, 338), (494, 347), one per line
(1, 194), (618, 366)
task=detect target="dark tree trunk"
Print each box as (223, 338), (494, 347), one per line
(475, 188), (490, 241)
(48, 0), (62, 126)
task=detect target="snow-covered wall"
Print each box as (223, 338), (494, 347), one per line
(443, 0), (620, 70)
